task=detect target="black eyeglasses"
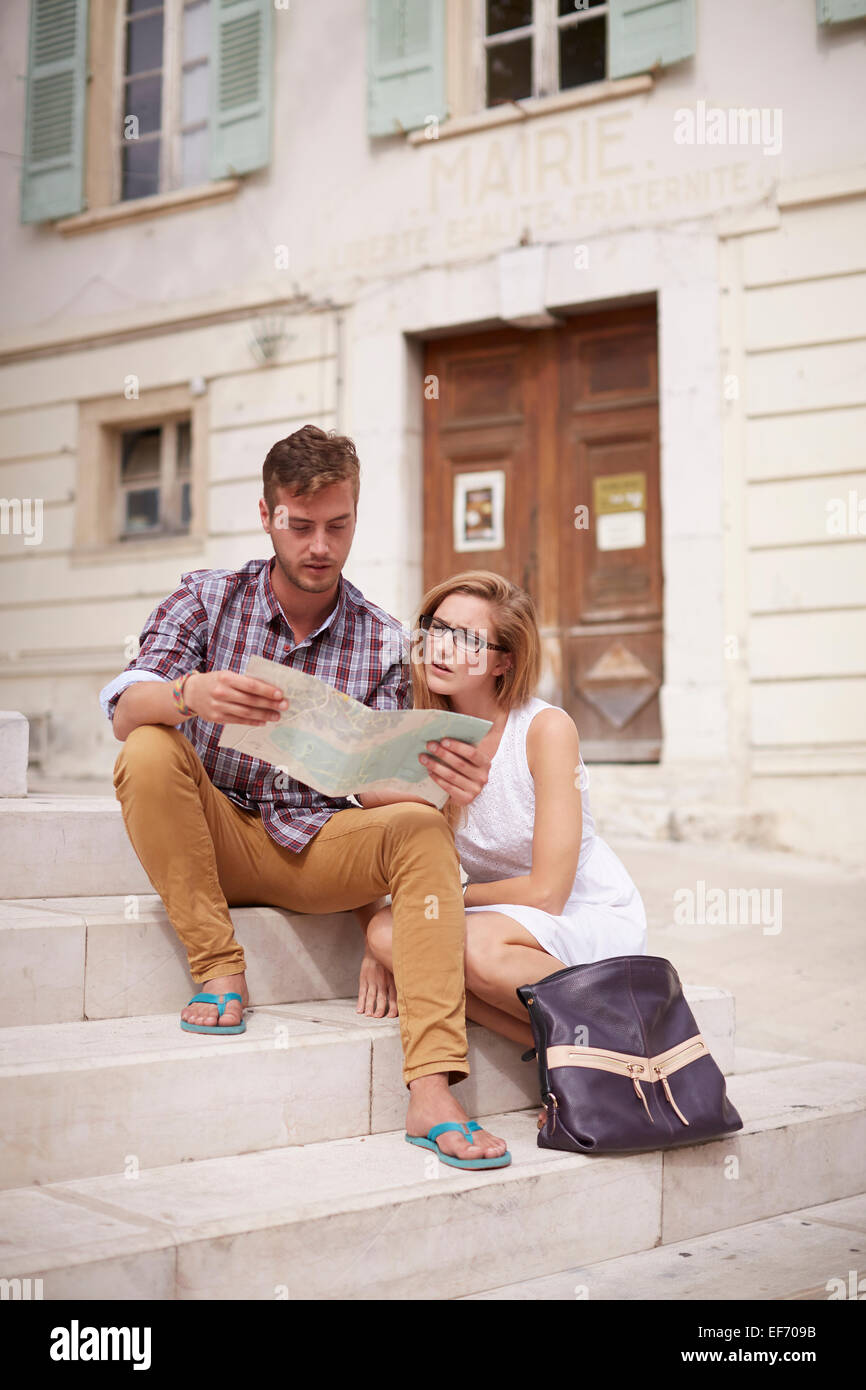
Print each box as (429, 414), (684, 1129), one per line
(418, 613), (509, 655)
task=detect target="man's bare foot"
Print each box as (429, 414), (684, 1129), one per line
(406, 1072), (508, 1162)
(181, 973), (248, 1029)
(537, 1106), (547, 1129)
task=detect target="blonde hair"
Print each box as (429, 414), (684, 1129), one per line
(410, 570), (542, 835)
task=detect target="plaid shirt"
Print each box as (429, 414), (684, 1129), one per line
(99, 557), (412, 851)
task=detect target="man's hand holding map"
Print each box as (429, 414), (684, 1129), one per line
(217, 656), (493, 810)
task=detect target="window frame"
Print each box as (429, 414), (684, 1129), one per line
(116, 0), (165, 202)
(482, 2), (538, 103)
(115, 0), (211, 204)
(76, 0), (246, 226)
(117, 416), (192, 541)
(174, 0), (211, 189)
(475, 0), (611, 108)
(75, 384), (207, 559)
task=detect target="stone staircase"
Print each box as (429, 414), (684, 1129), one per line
(1, 789), (865, 1300)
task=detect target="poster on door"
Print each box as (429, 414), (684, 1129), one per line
(593, 471), (647, 551)
(453, 469), (506, 552)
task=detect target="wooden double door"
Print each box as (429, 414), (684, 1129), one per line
(423, 304), (662, 761)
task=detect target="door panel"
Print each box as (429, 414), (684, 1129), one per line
(561, 413), (662, 623)
(423, 305), (662, 761)
(423, 330), (540, 598)
(558, 309), (662, 759)
(562, 311), (658, 407)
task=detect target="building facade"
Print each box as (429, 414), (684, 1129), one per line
(1, 0), (864, 864)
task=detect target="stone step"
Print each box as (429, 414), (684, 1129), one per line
(0, 988), (736, 1190)
(461, 1192), (866, 1301)
(0, 895), (737, 1055)
(1, 1060), (864, 1300)
(0, 713), (28, 798)
(0, 797), (149, 898)
(0, 894), (363, 1024)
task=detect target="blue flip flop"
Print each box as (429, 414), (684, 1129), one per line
(179, 991), (246, 1035)
(405, 1120), (511, 1170)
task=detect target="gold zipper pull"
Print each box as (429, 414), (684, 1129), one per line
(656, 1068), (690, 1124)
(628, 1064), (654, 1123)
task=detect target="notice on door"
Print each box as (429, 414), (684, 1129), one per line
(594, 472), (647, 552)
(453, 469), (506, 552)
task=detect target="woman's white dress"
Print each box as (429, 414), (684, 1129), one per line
(454, 696), (647, 966)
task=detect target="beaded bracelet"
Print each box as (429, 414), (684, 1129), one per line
(170, 671), (197, 718)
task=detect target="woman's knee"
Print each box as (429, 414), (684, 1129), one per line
(366, 908), (393, 960)
(464, 919), (506, 991)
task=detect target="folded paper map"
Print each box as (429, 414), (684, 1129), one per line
(217, 656), (493, 810)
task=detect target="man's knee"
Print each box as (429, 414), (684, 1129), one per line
(378, 802), (462, 886)
(383, 801), (453, 838)
(113, 723), (190, 792)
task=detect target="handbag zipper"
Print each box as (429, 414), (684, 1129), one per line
(558, 1035), (708, 1127)
(561, 1049), (655, 1123)
(651, 1039), (707, 1125)
(627, 1063), (653, 1123)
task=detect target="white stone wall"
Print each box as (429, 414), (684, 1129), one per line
(720, 189), (866, 865)
(0, 0), (863, 860)
(2, 0), (865, 329)
(0, 312), (341, 779)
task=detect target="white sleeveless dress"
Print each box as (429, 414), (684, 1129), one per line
(455, 696), (647, 966)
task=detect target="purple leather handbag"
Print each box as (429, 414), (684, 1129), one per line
(516, 955), (743, 1154)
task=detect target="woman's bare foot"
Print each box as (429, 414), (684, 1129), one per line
(181, 973), (248, 1028)
(406, 1072), (508, 1162)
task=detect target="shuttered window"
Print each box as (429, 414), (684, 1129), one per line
(367, 0), (447, 136)
(608, 0), (696, 80)
(470, 0), (695, 110)
(209, 0), (273, 176)
(20, 0), (273, 221)
(20, 0), (89, 223)
(816, 0), (866, 22)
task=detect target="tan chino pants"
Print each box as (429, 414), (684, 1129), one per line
(112, 724), (469, 1086)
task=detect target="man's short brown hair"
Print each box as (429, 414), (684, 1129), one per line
(262, 425), (360, 515)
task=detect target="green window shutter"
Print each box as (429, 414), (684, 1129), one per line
(367, 0), (447, 137)
(20, 0), (89, 223)
(210, 0), (273, 179)
(608, 0), (695, 79)
(817, 0), (866, 22)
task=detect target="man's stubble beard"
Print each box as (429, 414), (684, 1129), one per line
(273, 551), (341, 595)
